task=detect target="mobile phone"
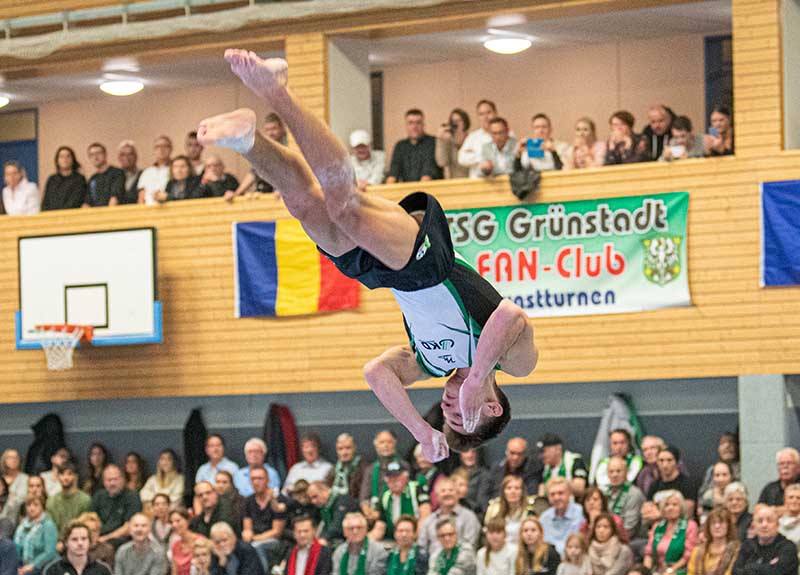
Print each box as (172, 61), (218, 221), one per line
(526, 138), (544, 159)
(709, 127), (720, 138)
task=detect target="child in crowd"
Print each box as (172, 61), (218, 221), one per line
(478, 518), (517, 575)
(557, 534), (592, 575)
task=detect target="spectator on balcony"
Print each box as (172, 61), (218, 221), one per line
(42, 146), (88, 211)
(704, 106), (734, 157)
(604, 111), (645, 166)
(641, 105), (674, 161)
(386, 109), (442, 183)
(435, 108), (470, 179)
(85, 143), (124, 207)
(478, 118), (517, 177)
(566, 118), (606, 170)
(117, 141), (141, 205)
(517, 114), (570, 172)
(198, 156), (239, 198)
(159, 156), (201, 202)
(186, 131), (205, 175)
(348, 130), (385, 187)
(138, 136), (172, 205)
(458, 100), (497, 178)
(660, 117), (705, 161)
(229, 114), (287, 200)
(2, 161), (39, 215)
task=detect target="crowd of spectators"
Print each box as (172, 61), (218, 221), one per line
(0, 427), (796, 575)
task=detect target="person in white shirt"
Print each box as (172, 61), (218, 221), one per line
(477, 517), (516, 575)
(2, 161), (40, 215)
(478, 118), (517, 177)
(195, 435), (240, 486)
(283, 433), (332, 495)
(458, 100), (497, 178)
(137, 135), (172, 205)
(348, 130), (385, 187)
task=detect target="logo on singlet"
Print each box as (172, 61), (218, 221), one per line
(415, 235), (431, 261)
(438, 355), (456, 364)
(420, 339), (454, 351)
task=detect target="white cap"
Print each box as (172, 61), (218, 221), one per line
(349, 129), (371, 148)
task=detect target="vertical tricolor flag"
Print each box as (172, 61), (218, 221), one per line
(233, 220), (360, 317)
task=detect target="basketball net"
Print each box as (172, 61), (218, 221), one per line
(34, 325), (93, 371)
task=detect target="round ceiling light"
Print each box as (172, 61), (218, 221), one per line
(483, 37), (532, 55)
(99, 80), (144, 96)
(0, 97), (9, 109)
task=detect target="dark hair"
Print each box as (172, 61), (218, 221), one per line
(590, 512), (620, 542)
(87, 442), (111, 480)
(301, 432), (322, 449)
(187, 131), (198, 139)
(476, 99), (497, 113)
(169, 155), (196, 180)
(405, 108), (424, 118)
(627, 564), (652, 575)
(449, 108), (471, 132)
(444, 384), (511, 452)
(489, 117), (509, 130)
(57, 461), (77, 475)
(207, 434), (226, 448)
(169, 507), (191, 522)
(215, 469), (235, 486)
(0, 476), (8, 503)
(394, 514), (418, 532)
(264, 113), (284, 127)
(711, 105), (732, 120)
(3, 160), (21, 172)
(292, 514), (315, 528)
(671, 116), (693, 133)
(62, 520), (91, 543)
(54, 146), (80, 173)
(159, 448), (181, 473)
(660, 445), (681, 462)
(87, 142), (106, 154)
(610, 111), (636, 130)
(152, 493), (171, 506)
(582, 487), (609, 520)
(125, 452), (147, 490)
(531, 113), (551, 126)
(609, 428), (632, 445)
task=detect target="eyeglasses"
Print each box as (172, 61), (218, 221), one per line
(438, 531), (457, 538)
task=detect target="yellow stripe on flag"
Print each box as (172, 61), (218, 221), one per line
(275, 220), (321, 316)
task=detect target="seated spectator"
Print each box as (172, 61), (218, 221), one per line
(2, 161), (39, 215)
(14, 495), (58, 575)
(724, 483), (752, 542)
(192, 537), (214, 575)
(418, 478), (481, 557)
(40, 447), (70, 498)
(435, 108), (471, 179)
(777, 483), (800, 547)
(283, 515), (332, 575)
(348, 130), (385, 186)
(538, 434), (588, 499)
(327, 433), (369, 501)
(704, 106), (734, 157)
(458, 100), (497, 178)
(196, 435), (240, 487)
(539, 477), (584, 557)
(283, 434), (332, 496)
(210, 522), (264, 575)
(46, 462), (92, 535)
(604, 456), (646, 539)
(149, 493), (172, 547)
(85, 143), (124, 207)
(185, 131), (205, 175)
(198, 156), (239, 198)
(478, 118), (517, 177)
(636, 437), (666, 497)
(234, 439), (280, 498)
(478, 438), (542, 515)
(453, 450), (487, 515)
(515, 517), (560, 575)
(360, 430), (401, 521)
(242, 467), (286, 572)
(627, 565), (651, 575)
(641, 105), (674, 161)
(124, 454), (146, 494)
(83, 443), (111, 496)
(566, 118), (606, 170)
(731, 504), (797, 575)
(578, 488), (628, 544)
(484, 476), (537, 545)
(159, 156), (201, 202)
(306, 481), (359, 547)
(477, 518), (516, 575)
(1, 450), (30, 504)
(25, 476), (48, 514)
(593, 430), (643, 492)
(450, 471), (474, 514)
(42, 146), (88, 211)
(758, 448), (800, 509)
(229, 114), (287, 200)
(385, 109), (442, 183)
(697, 462), (733, 524)
(646, 446), (696, 518)
(427, 518), (476, 575)
(114, 513), (167, 575)
(140, 448), (184, 507)
(189, 481), (240, 539)
(413, 445), (441, 507)
(0, 477), (20, 534)
(687, 508), (739, 575)
(332, 513), (387, 575)
(170, 508), (197, 575)
(215, 471), (246, 523)
(389, 515), (428, 575)
(43, 521), (110, 575)
(696, 433), (740, 508)
(557, 534), (591, 575)
(604, 112), (645, 165)
(77, 512), (116, 569)
(517, 114), (570, 172)
(117, 141), (141, 205)
(643, 490), (698, 575)
(660, 116), (705, 161)
(90, 464), (143, 547)
(588, 513), (633, 575)
(137, 136), (172, 205)
(370, 461), (431, 541)
(283, 481), (319, 529)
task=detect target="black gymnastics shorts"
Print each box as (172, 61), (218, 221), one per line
(320, 191), (455, 292)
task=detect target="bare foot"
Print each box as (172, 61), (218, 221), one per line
(225, 49), (288, 100)
(197, 108), (257, 154)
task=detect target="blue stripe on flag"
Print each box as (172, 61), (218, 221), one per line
(761, 181), (800, 287)
(236, 221), (278, 317)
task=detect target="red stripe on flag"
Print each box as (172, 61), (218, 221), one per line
(317, 253), (360, 312)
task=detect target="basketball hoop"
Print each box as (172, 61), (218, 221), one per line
(32, 324), (94, 371)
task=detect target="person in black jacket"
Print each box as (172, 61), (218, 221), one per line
(41, 146), (88, 210)
(210, 522), (265, 575)
(161, 156), (202, 202)
(732, 504), (798, 575)
(43, 522), (111, 575)
(283, 516), (332, 575)
(477, 437), (542, 515)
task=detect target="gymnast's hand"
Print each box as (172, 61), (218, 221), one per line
(459, 374), (486, 434)
(419, 427), (449, 462)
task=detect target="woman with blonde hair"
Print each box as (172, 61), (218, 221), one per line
(566, 117), (605, 169)
(140, 449), (185, 507)
(515, 517), (560, 575)
(2, 449), (29, 502)
(486, 475), (537, 545)
(686, 508), (739, 575)
(477, 517), (516, 575)
(643, 490), (698, 575)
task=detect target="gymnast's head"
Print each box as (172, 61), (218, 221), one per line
(440, 371), (511, 451)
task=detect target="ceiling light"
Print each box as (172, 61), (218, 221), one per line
(99, 80), (143, 96)
(0, 97), (9, 109)
(483, 37), (532, 55)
